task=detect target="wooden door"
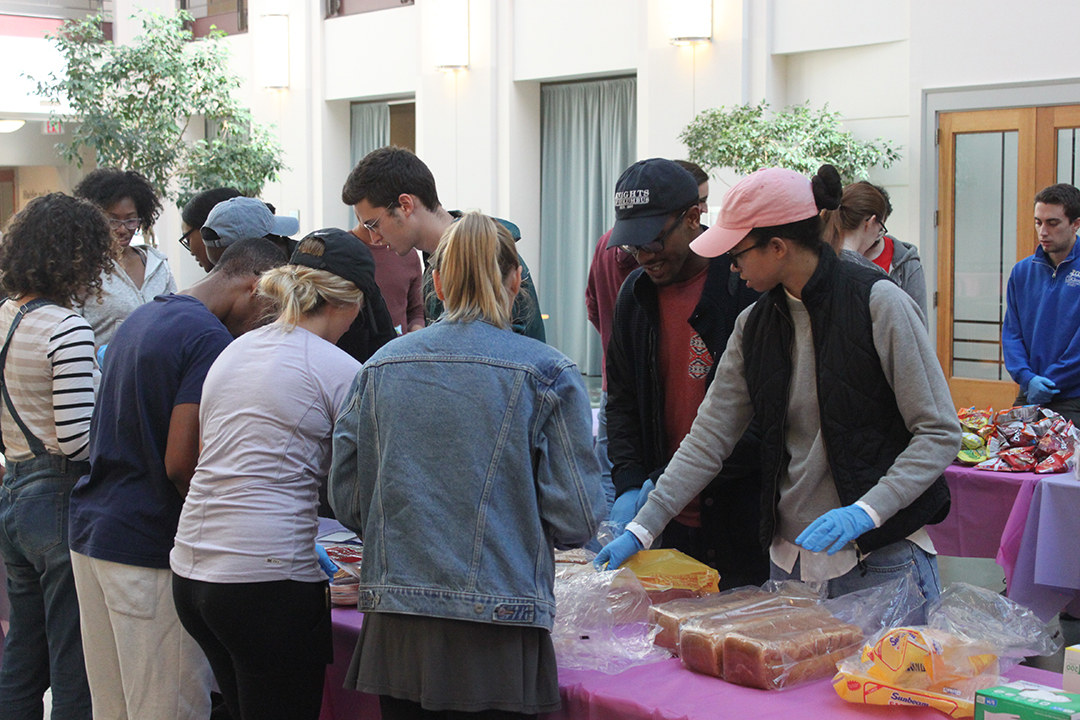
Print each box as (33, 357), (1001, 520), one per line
(937, 105), (1080, 410)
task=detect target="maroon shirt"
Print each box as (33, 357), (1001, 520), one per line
(585, 229), (639, 389)
(358, 237), (425, 334)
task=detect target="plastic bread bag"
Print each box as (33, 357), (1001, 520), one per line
(649, 580), (823, 653)
(678, 576), (924, 690)
(833, 583), (1062, 717)
(719, 576), (925, 691)
(926, 582), (1061, 665)
(552, 566), (670, 674)
(619, 548), (721, 602)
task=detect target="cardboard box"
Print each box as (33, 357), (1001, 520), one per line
(975, 681), (1080, 719)
(1064, 645), (1080, 694)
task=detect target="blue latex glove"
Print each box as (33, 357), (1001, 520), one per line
(315, 544), (338, 580)
(592, 531), (644, 571)
(96, 344), (108, 369)
(609, 488), (641, 528)
(1027, 375), (1059, 405)
(634, 479), (655, 514)
(795, 505), (876, 555)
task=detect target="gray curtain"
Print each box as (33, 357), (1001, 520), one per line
(348, 101), (391, 226)
(539, 77), (636, 375)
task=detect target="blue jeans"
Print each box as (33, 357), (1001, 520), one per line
(586, 392), (616, 552)
(0, 453), (91, 720)
(770, 539), (940, 625)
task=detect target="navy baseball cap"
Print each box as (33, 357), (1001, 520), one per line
(290, 228), (376, 292)
(606, 159), (699, 249)
(202, 197), (300, 248)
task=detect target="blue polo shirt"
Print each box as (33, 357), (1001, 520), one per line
(69, 294), (233, 569)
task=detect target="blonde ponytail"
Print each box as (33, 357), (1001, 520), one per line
(257, 259), (364, 329)
(430, 213), (519, 329)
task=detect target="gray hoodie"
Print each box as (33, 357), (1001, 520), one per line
(840, 239), (928, 324)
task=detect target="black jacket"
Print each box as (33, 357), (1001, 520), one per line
(605, 255), (766, 582)
(742, 246), (950, 554)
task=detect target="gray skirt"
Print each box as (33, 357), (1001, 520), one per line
(347, 612), (560, 714)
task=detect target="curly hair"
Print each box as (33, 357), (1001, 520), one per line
(73, 168), (162, 237)
(0, 193), (116, 308)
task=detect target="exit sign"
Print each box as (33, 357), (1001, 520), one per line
(43, 119), (62, 135)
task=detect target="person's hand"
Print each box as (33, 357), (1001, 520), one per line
(796, 505), (876, 555)
(592, 531), (643, 571)
(1027, 376), (1059, 405)
(610, 488), (641, 528)
(634, 479), (655, 514)
(315, 544), (338, 580)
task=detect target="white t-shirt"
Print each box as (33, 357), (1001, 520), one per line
(170, 322), (361, 583)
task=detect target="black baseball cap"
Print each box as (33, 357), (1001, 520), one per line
(290, 228), (376, 292)
(606, 159), (699, 249)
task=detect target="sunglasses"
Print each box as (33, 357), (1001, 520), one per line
(620, 207), (691, 255)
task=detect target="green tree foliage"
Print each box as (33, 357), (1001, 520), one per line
(34, 10), (286, 207)
(680, 102), (901, 183)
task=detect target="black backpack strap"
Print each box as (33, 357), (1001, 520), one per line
(0, 298), (57, 457)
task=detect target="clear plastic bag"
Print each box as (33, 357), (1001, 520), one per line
(552, 565), (671, 674)
(677, 577), (925, 690)
(833, 582), (1063, 717)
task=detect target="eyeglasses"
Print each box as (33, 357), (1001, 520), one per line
(108, 218), (141, 231)
(729, 239), (767, 270)
(878, 219), (889, 239)
(178, 227), (196, 251)
(620, 207), (691, 255)
(362, 202), (399, 234)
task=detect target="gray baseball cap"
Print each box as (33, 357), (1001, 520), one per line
(202, 197), (300, 248)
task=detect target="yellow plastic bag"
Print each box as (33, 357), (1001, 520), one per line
(620, 549), (720, 599)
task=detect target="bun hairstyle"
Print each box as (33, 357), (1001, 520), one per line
(430, 212), (520, 330)
(811, 164), (843, 212)
(257, 235), (364, 328)
(821, 180), (892, 252)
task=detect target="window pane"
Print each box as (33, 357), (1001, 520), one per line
(1058, 128), (1079, 186)
(952, 131), (1019, 381)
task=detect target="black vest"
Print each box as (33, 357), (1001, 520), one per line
(741, 246), (950, 554)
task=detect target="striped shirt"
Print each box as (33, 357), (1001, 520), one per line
(0, 301), (99, 462)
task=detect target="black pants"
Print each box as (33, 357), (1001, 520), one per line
(172, 574), (333, 720)
(379, 696), (537, 720)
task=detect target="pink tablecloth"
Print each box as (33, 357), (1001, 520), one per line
(1004, 473), (1080, 621)
(927, 464), (1041, 559)
(322, 608), (1062, 720)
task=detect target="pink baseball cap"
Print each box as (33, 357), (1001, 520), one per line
(690, 167), (819, 258)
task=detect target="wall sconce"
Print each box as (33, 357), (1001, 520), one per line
(256, 15), (290, 89)
(431, 0), (469, 71)
(0, 120), (25, 134)
(667, 0), (712, 45)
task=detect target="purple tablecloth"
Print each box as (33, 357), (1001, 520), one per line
(1005, 473), (1080, 621)
(322, 607), (1062, 720)
(928, 464), (1041, 558)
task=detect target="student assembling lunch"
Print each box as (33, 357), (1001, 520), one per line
(329, 212), (606, 719)
(595, 165), (960, 617)
(170, 229), (367, 720)
(0, 194), (114, 720)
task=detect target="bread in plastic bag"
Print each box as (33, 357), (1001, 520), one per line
(650, 580), (822, 653)
(679, 575), (926, 690)
(833, 582), (1063, 717)
(552, 558), (670, 674)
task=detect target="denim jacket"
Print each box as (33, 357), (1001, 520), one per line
(329, 320), (606, 631)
